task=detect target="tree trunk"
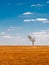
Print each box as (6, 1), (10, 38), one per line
(32, 42), (34, 46)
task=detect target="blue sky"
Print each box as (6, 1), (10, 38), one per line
(0, 0), (49, 45)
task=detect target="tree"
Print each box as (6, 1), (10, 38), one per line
(28, 35), (35, 46)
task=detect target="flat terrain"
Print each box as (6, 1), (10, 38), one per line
(0, 46), (49, 65)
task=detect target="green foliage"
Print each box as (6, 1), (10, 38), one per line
(28, 35), (35, 46)
(28, 36), (32, 41)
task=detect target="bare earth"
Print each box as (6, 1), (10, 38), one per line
(0, 46), (49, 65)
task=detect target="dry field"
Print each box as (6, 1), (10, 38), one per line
(0, 46), (49, 65)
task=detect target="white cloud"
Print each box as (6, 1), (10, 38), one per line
(23, 12), (32, 15)
(0, 33), (31, 45)
(8, 29), (11, 31)
(24, 19), (31, 22)
(31, 4), (43, 7)
(16, 33), (20, 35)
(8, 26), (22, 31)
(36, 18), (49, 23)
(0, 32), (5, 35)
(29, 29), (49, 45)
(46, 1), (49, 3)
(37, 4), (43, 7)
(36, 18), (47, 21)
(31, 4), (36, 7)
(24, 19), (35, 22)
(2, 35), (12, 39)
(0, 29), (49, 45)
(16, 36), (22, 39)
(32, 31), (47, 38)
(24, 18), (49, 23)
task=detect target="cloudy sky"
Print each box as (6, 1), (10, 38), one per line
(0, 0), (49, 45)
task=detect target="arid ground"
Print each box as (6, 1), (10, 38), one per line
(0, 46), (49, 65)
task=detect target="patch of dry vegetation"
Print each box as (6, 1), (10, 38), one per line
(0, 46), (49, 65)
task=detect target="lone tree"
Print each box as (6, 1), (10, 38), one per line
(28, 35), (35, 46)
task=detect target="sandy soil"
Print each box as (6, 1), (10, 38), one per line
(0, 46), (49, 65)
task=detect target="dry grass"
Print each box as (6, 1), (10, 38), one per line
(0, 46), (49, 65)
